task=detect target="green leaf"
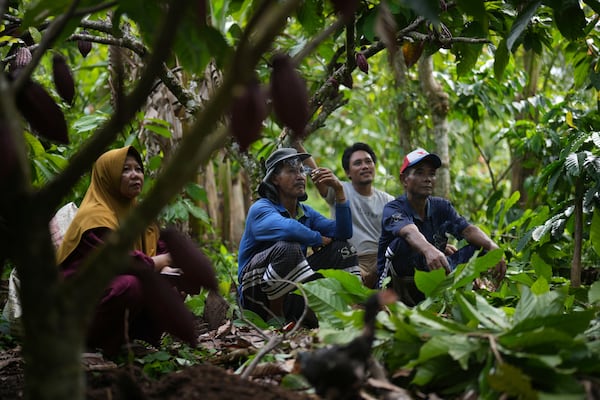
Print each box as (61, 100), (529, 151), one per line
(296, 0), (323, 35)
(455, 292), (509, 330)
(72, 113), (109, 133)
(590, 208), (600, 258)
(552, 0), (586, 41)
(415, 268), (446, 297)
(494, 39), (510, 80)
(456, 0), (487, 20)
(530, 253), (552, 281)
(488, 363), (537, 400)
(418, 334), (481, 370)
(184, 183), (208, 203)
(589, 281), (600, 304)
(511, 309), (595, 338)
(499, 326), (581, 352)
(144, 120), (173, 139)
(513, 287), (563, 325)
(452, 248), (503, 289)
(506, 1), (541, 52)
(300, 273), (369, 329)
(403, 0), (440, 26)
(530, 276), (550, 295)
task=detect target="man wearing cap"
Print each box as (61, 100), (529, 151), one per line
(238, 148), (359, 326)
(377, 148), (506, 306)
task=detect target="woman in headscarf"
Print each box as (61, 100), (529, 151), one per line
(57, 146), (200, 355)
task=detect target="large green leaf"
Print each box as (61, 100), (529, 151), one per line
(452, 248), (503, 289)
(499, 326), (582, 353)
(488, 363), (537, 400)
(551, 0), (586, 41)
(513, 287), (563, 325)
(417, 334), (481, 370)
(590, 208), (600, 258)
(589, 281), (600, 304)
(454, 292), (509, 330)
(414, 268), (446, 297)
(506, 1), (541, 52)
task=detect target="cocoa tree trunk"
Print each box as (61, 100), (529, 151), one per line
(571, 179), (584, 288)
(391, 46), (413, 155)
(418, 55), (450, 198)
(511, 49), (539, 208)
(13, 206), (88, 400)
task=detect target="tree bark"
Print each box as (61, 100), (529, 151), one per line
(418, 55), (450, 198)
(571, 179), (583, 288)
(511, 49), (539, 208)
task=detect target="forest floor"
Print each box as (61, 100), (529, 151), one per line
(0, 317), (322, 400)
(0, 288), (321, 400)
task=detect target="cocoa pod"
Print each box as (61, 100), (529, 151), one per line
(0, 122), (17, 182)
(16, 79), (69, 144)
(330, 0), (359, 21)
(10, 47), (32, 73)
(356, 52), (369, 74)
(160, 227), (218, 293)
(270, 53), (309, 139)
(402, 41), (425, 68)
(52, 54), (75, 105)
(77, 31), (92, 58)
(230, 78), (268, 152)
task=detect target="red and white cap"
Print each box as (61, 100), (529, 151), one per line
(400, 148), (441, 174)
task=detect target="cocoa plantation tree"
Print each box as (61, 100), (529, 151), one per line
(1, 0), (600, 399)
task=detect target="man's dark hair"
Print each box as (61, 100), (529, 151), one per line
(341, 142), (377, 172)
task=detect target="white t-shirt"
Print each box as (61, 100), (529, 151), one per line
(325, 181), (394, 256)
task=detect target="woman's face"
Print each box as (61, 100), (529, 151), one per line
(120, 155), (144, 199)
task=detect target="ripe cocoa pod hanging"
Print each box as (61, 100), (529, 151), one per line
(77, 30), (92, 58)
(402, 41), (425, 68)
(10, 47), (32, 73)
(270, 53), (309, 139)
(16, 79), (69, 144)
(230, 78), (268, 152)
(160, 227), (218, 293)
(356, 52), (369, 74)
(52, 54), (75, 105)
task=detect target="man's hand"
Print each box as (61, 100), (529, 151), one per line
(444, 243), (457, 255)
(310, 168), (342, 192)
(423, 246), (450, 273)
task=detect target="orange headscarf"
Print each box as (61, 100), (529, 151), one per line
(56, 146), (158, 265)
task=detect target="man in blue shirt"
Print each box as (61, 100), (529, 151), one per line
(238, 148), (358, 326)
(377, 148), (506, 306)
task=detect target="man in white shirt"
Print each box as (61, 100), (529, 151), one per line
(294, 142), (393, 288)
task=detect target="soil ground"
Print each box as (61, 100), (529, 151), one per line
(0, 322), (315, 400)
(0, 284), (316, 400)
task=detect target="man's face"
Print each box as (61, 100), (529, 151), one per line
(401, 160), (437, 198)
(272, 157), (307, 199)
(346, 150), (375, 185)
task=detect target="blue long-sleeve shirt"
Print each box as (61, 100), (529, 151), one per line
(237, 198), (352, 281)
